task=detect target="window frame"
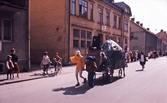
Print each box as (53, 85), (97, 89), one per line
(73, 39), (79, 48)
(106, 11), (110, 26)
(124, 20), (128, 31)
(72, 0), (76, 15)
(87, 31), (92, 39)
(0, 18), (13, 41)
(87, 41), (91, 48)
(81, 30), (86, 38)
(73, 29), (80, 37)
(90, 4), (93, 21)
(113, 15), (117, 28)
(98, 8), (103, 24)
(81, 40), (85, 48)
(118, 17), (121, 29)
(79, 0), (88, 18)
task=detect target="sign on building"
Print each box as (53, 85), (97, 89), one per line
(101, 25), (106, 32)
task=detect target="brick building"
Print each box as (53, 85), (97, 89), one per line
(30, 0), (132, 65)
(130, 18), (162, 56)
(156, 30), (167, 52)
(0, 0), (30, 73)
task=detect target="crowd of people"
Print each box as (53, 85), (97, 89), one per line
(5, 47), (165, 88)
(125, 50), (164, 63)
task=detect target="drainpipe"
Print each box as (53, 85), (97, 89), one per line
(67, 0), (70, 65)
(145, 33), (147, 55)
(121, 10), (124, 49)
(28, 0), (31, 70)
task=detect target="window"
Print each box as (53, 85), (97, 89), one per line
(130, 33), (134, 40)
(98, 8), (103, 24)
(4, 19), (12, 40)
(79, 0), (88, 18)
(81, 30), (86, 38)
(0, 20), (1, 40)
(113, 15), (117, 28)
(124, 20), (128, 31)
(87, 41), (91, 47)
(73, 40), (79, 47)
(72, 0), (76, 15)
(125, 38), (128, 44)
(81, 40), (85, 48)
(0, 19), (12, 41)
(106, 11), (110, 26)
(90, 4), (93, 20)
(118, 17), (121, 29)
(73, 29), (79, 37)
(87, 31), (92, 39)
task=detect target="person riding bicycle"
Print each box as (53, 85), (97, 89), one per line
(41, 51), (52, 75)
(53, 52), (62, 73)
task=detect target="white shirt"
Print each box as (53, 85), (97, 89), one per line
(41, 55), (51, 65)
(140, 55), (145, 62)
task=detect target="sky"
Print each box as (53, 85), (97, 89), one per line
(115, 0), (167, 34)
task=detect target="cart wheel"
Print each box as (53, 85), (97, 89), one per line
(102, 73), (108, 82)
(108, 74), (113, 83)
(118, 68), (122, 78)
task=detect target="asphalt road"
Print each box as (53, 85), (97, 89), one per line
(0, 57), (167, 103)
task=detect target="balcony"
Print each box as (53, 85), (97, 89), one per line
(0, 0), (26, 12)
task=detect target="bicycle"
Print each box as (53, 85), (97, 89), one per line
(54, 59), (62, 75)
(40, 62), (53, 75)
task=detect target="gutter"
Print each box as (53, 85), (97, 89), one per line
(28, 0), (30, 70)
(67, 0), (70, 65)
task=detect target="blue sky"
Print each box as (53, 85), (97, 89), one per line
(115, 0), (167, 34)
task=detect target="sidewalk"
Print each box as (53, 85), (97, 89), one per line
(0, 65), (76, 86)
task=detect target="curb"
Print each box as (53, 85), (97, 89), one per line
(0, 76), (45, 86)
(0, 65), (76, 86)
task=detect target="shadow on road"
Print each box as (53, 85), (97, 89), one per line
(95, 76), (123, 86)
(135, 70), (143, 72)
(0, 79), (7, 82)
(30, 72), (57, 77)
(52, 84), (90, 95)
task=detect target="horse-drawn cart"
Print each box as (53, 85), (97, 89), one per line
(87, 39), (127, 82)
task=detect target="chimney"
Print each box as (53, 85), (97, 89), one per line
(136, 21), (140, 24)
(131, 18), (135, 22)
(147, 28), (149, 31)
(161, 29), (163, 32)
(140, 23), (143, 27)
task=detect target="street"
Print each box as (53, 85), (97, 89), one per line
(0, 57), (167, 103)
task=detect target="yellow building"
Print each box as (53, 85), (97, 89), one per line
(30, 0), (132, 65)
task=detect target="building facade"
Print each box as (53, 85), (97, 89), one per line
(156, 30), (167, 52)
(130, 18), (161, 56)
(0, 0), (30, 73)
(30, 0), (132, 65)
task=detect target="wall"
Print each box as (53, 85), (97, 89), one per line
(30, 0), (68, 64)
(0, 7), (29, 73)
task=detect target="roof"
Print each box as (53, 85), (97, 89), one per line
(130, 19), (157, 37)
(102, 0), (132, 16)
(114, 2), (132, 16)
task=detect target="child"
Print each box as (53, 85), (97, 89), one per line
(53, 52), (62, 73)
(86, 56), (98, 88)
(6, 55), (14, 80)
